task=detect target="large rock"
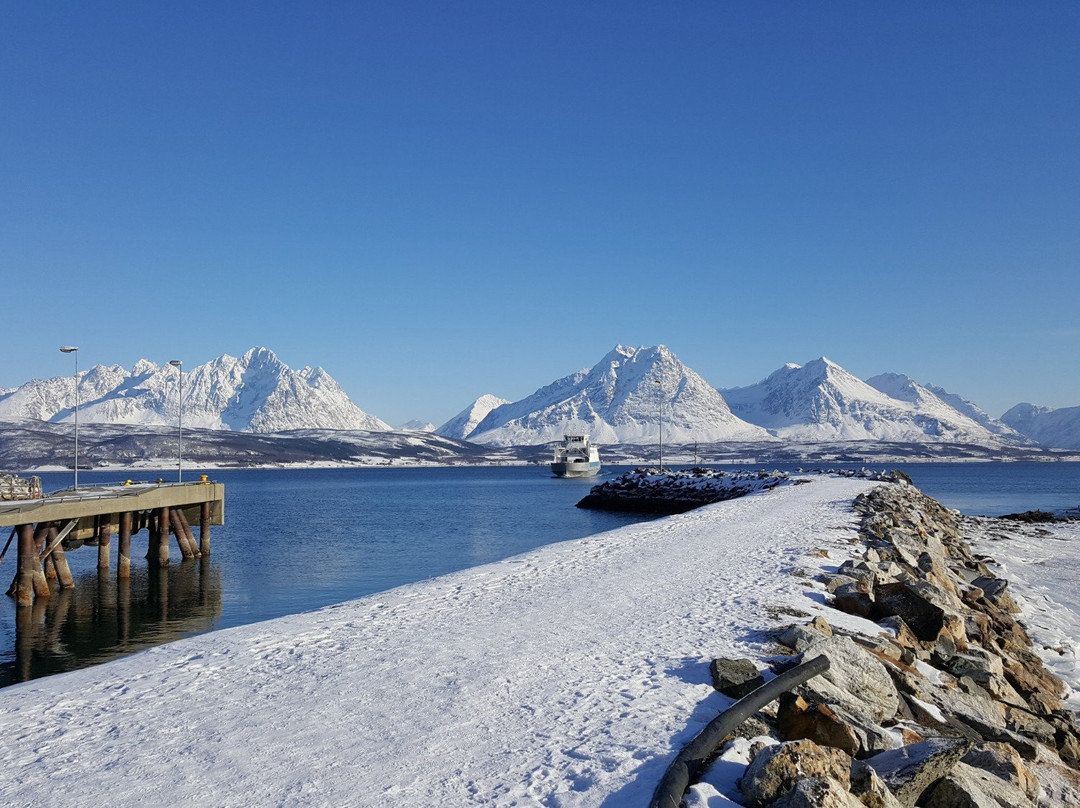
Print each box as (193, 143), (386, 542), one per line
(850, 763), (906, 808)
(710, 657), (766, 699)
(740, 740), (851, 806)
(921, 761), (1036, 807)
(961, 743), (1040, 803)
(770, 777), (865, 808)
(796, 636), (901, 726)
(861, 738), (970, 807)
(871, 581), (965, 645)
(777, 693), (860, 756)
(971, 575), (1021, 614)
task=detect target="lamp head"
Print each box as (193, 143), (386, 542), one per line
(60, 346), (79, 353)
(169, 360), (183, 367)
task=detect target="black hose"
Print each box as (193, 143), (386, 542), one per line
(649, 653), (831, 808)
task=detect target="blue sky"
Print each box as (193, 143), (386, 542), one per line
(3, 2), (1078, 426)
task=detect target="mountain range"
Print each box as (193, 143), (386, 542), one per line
(2, 344), (1079, 452)
(0, 348), (390, 434)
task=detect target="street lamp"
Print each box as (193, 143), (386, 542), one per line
(169, 360), (183, 482)
(59, 346), (79, 489)
(654, 376), (663, 472)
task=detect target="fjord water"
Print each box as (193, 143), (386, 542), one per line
(1, 462), (1078, 687)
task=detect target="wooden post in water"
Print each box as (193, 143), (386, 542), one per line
(48, 524), (75, 589)
(157, 507), (170, 567)
(145, 511), (157, 562)
(169, 509), (196, 559)
(15, 524), (35, 606)
(176, 508), (200, 558)
(199, 500), (211, 556)
(30, 524), (51, 598)
(117, 511), (132, 579)
(97, 515), (112, 570)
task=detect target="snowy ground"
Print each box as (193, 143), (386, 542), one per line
(0, 477), (885, 806)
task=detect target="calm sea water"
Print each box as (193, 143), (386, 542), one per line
(2, 461), (1078, 687)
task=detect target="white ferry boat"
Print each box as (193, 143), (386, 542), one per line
(550, 434), (601, 478)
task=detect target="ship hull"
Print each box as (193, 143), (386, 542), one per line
(550, 461), (601, 478)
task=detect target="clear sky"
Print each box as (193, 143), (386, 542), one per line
(3, 2), (1078, 427)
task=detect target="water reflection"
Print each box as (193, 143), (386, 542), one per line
(4, 559), (222, 687)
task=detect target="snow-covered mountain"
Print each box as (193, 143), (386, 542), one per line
(467, 345), (771, 446)
(397, 420), (436, 433)
(1001, 403), (1080, 450)
(922, 383), (1025, 440)
(436, 394), (511, 440)
(719, 359), (1023, 445)
(0, 348), (391, 434)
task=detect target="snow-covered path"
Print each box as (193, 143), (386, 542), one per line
(0, 477), (876, 807)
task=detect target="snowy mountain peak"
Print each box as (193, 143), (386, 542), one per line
(721, 358), (1023, 445)
(0, 348), (390, 434)
(1002, 402), (1080, 449)
(131, 359), (159, 377)
(436, 394), (512, 440)
(467, 345), (770, 446)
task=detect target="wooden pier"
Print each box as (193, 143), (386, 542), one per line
(0, 480), (224, 607)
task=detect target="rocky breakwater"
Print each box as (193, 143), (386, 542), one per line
(577, 467), (891, 514)
(694, 477), (1080, 807)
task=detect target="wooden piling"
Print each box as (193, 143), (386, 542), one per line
(97, 515), (112, 570)
(199, 500), (211, 556)
(31, 524), (51, 598)
(32, 523), (48, 555)
(157, 507), (170, 567)
(117, 511), (132, 579)
(176, 508), (200, 558)
(15, 524), (35, 606)
(48, 524), (75, 589)
(169, 509), (196, 559)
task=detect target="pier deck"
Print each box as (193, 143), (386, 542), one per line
(1, 480), (225, 607)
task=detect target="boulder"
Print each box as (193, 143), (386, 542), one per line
(797, 637), (901, 726)
(710, 657), (766, 699)
(871, 581), (965, 645)
(961, 743), (1040, 803)
(779, 623), (829, 654)
(877, 615), (926, 659)
(921, 761), (1036, 807)
(945, 648), (1004, 680)
(860, 738), (970, 807)
(850, 763), (906, 808)
(824, 573), (862, 594)
(777, 693), (860, 756)
(740, 740), (851, 806)
(811, 616), (834, 637)
(770, 777), (865, 808)
(972, 575), (1021, 614)
(834, 582), (875, 618)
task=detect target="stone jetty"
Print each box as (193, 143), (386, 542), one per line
(698, 476), (1080, 807)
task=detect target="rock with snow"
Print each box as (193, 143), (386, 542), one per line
(922, 761), (1037, 808)
(1001, 402), (1080, 450)
(0, 348), (390, 434)
(794, 636), (901, 725)
(434, 393), (511, 440)
(468, 344), (771, 446)
(859, 739), (970, 807)
(739, 739), (852, 805)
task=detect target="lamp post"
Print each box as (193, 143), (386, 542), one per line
(169, 360), (183, 482)
(60, 346), (79, 489)
(654, 376), (663, 472)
